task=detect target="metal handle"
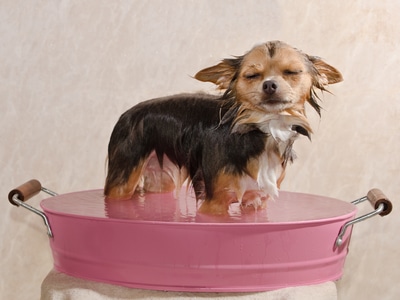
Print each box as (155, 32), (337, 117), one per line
(8, 179), (58, 238)
(335, 188), (393, 247)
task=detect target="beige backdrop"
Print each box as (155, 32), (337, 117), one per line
(1, 1), (399, 299)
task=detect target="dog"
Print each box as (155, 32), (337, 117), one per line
(104, 41), (342, 214)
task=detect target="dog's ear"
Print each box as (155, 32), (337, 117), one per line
(308, 56), (343, 88)
(195, 57), (242, 89)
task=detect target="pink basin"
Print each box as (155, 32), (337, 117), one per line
(40, 188), (356, 292)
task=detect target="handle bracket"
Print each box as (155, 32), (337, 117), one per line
(8, 180), (58, 238)
(335, 189), (392, 247)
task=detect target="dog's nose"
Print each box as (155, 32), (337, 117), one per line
(263, 80), (278, 95)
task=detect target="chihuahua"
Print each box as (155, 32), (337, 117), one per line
(104, 41), (342, 214)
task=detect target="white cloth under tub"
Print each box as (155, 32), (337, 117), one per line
(41, 269), (337, 300)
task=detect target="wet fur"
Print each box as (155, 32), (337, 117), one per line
(104, 41), (342, 214)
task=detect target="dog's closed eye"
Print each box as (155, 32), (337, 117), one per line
(283, 69), (302, 75)
(244, 73), (261, 80)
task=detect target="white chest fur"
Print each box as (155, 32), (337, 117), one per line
(255, 114), (309, 199)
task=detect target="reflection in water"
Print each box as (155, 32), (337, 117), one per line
(104, 187), (270, 223)
(42, 188), (355, 223)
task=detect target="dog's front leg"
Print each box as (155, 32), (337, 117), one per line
(198, 172), (243, 215)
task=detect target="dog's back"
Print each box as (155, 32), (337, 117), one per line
(105, 93), (268, 201)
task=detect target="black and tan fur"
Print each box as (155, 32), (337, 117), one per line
(104, 41), (342, 214)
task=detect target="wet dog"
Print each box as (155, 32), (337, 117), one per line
(104, 41), (342, 214)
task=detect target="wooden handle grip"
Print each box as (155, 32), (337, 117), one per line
(8, 179), (42, 206)
(367, 188), (393, 216)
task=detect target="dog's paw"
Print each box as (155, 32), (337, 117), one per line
(240, 190), (268, 211)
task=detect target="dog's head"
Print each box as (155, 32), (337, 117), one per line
(195, 41), (343, 116)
